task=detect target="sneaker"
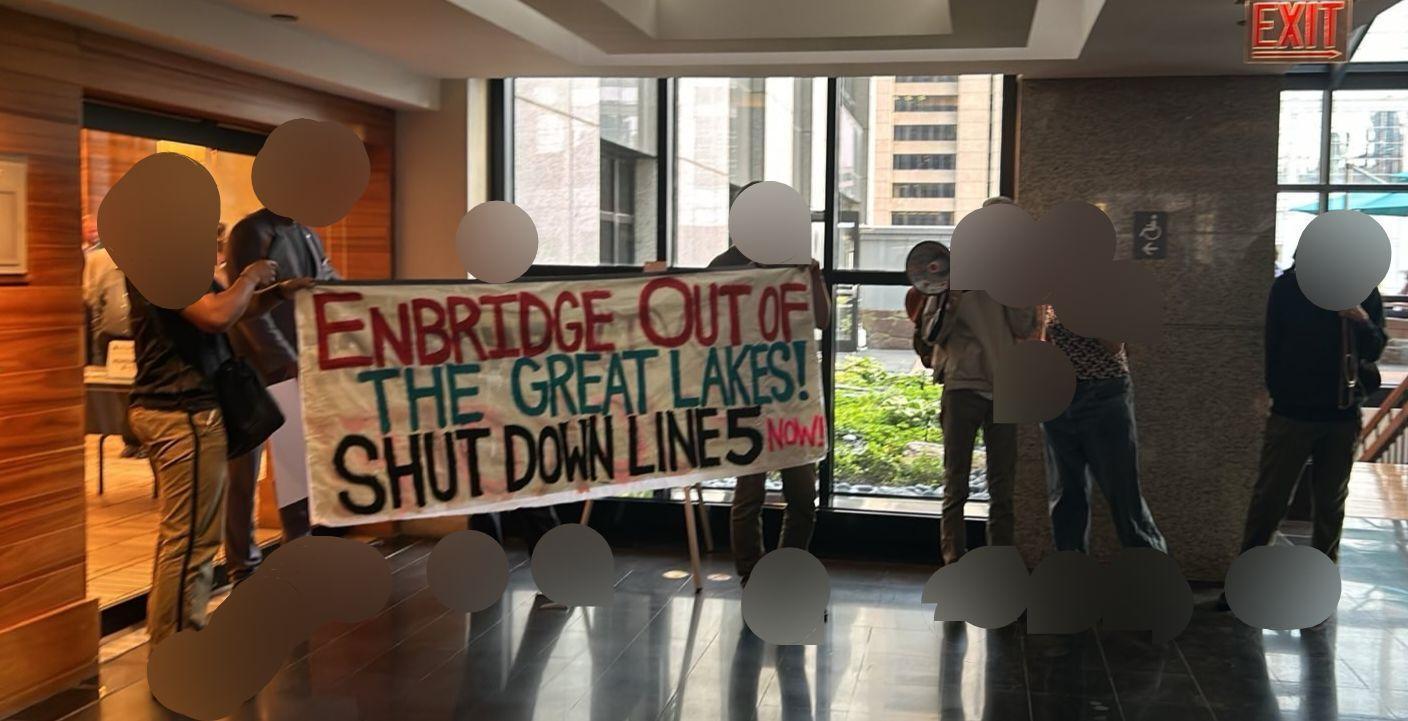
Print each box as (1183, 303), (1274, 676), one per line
(1215, 593), (1232, 612)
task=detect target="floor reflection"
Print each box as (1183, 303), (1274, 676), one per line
(28, 511), (1408, 721)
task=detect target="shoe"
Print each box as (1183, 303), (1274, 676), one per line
(1215, 593), (1231, 612)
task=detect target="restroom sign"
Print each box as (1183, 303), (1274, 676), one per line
(1246, 1), (1352, 63)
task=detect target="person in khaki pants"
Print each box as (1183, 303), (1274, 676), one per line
(926, 288), (1037, 564)
(126, 258), (306, 643)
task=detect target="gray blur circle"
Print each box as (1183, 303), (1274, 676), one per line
(742, 548), (830, 645)
(1027, 551), (1106, 635)
(922, 546), (1028, 629)
(1225, 545), (1341, 630)
(1101, 548), (1192, 643)
(993, 340), (1077, 424)
(1295, 210), (1391, 311)
(1050, 260), (1162, 346)
(428, 530), (509, 613)
(531, 523), (615, 607)
(262, 536), (392, 635)
(950, 202), (1043, 302)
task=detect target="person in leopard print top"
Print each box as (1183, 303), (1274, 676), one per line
(1040, 307), (1166, 553)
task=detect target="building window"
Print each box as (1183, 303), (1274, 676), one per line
(894, 124), (957, 141)
(503, 73), (1013, 504)
(893, 182), (954, 198)
(674, 78), (824, 267)
(895, 75), (957, 83)
(599, 144), (639, 264)
(893, 153), (955, 170)
(894, 95), (958, 112)
(512, 78), (658, 265)
(891, 211), (952, 225)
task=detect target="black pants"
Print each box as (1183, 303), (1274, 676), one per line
(470, 507), (561, 555)
(1239, 412), (1359, 562)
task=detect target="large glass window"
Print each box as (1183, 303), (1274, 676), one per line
(1279, 86), (1408, 292)
(512, 78), (658, 265)
(673, 78), (826, 267)
(505, 74), (1010, 503)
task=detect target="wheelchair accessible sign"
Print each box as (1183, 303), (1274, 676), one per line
(1134, 211), (1167, 261)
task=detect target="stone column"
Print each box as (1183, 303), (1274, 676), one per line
(1013, 76), (1279, 581)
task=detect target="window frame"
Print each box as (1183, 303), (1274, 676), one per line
(1280, 13), (1408, 217)
(489, 75), (1018, 511)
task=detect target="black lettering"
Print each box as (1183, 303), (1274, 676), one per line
(726, 407), (764, 465)
(455, 427), (491, 497)
(425, 431), (456, 503)
(334, 434), (386, 515)
(505, 425), (537, 492)
(589, 416), (614, 481)
(563, 420), (589, 483)
(383, 434), (426, 508)
(694, 407), (721, 468)
(539, 426), (563, 484)
(627, 415), (654, 475)
(666, 410), (697, 472)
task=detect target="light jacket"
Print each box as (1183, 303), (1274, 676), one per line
(927, 290), (1037, 393)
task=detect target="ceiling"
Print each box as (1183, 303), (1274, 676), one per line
(2, 0), (1401, 110)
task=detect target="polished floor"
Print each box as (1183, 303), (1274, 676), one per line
(11, 504), (1407, 721)
(84, 435), (279, 608)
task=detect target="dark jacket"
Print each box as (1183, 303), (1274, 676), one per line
(1266, 268), (1387, 421)
(227, 208), (339, 385)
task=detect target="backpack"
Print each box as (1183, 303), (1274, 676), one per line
(910, 292), (949, 378)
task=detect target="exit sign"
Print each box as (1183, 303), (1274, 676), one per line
(1246, 0), (1352, 63)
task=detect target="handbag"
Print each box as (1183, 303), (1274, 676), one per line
(212, 340), (285, 459)
(1340, 317), (1382, 410)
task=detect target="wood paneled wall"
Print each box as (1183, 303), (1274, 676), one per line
(0, 6), (394, 714)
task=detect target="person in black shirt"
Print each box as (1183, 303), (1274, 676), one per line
(127, 258), (309, 643)
(1236, 266), (1387, 566)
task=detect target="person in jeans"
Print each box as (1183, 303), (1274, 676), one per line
(1236, 266), (1385, 563)
(929, 288), (1037, 564)
(709, 244), (830, 584)
(1041, 307), (1167, 553)
(127, 258), (307, 643)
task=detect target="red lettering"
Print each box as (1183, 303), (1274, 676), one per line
(447, 296), (488, 362)
(640, 277), (694, 347)
(479, 294), (518, 359)
(370, 303), (413, 367)
(554, 292), (583, 351)
(582, 290), (617, 352)
(1320, 1), (1345, 47)
(519, 292), (554, 356)
(718, 284), (752, 345)
(693, 284), (720, 345)
(1253, 3), (1278, 48)
(779, 282), (809, 342)
(758, 287), (781, 341)
(314, 292), (371, 370)
(1277, 1), (1305, 47)
(411, 298), (450, 365)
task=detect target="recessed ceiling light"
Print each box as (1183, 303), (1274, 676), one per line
(270, 13), (299, 22)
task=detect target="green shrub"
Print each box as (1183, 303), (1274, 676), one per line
(832, 355), (945, 487)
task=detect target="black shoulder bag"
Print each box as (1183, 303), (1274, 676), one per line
(213, 326), (285, 459)
(1340, 317), (1382, 410)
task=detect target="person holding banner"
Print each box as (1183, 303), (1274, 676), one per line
(709, 245), (830, 585)
(126, 259), (310, 643)
(224, 208), (341, 552)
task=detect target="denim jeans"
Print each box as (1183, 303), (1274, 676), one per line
(1041, 377), (1167, 553)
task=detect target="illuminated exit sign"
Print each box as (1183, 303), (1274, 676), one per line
(1245, 0), (1352, 63)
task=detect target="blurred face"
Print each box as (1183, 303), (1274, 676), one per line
(81, 214), (98, 248)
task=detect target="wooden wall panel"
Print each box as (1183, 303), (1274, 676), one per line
(0, 5), (395, 713)
(0, 600), (98, 719)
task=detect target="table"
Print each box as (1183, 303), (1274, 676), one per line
(84, 367), (154, 497)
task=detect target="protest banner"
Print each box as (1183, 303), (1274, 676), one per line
(296, 266), (828, 526)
